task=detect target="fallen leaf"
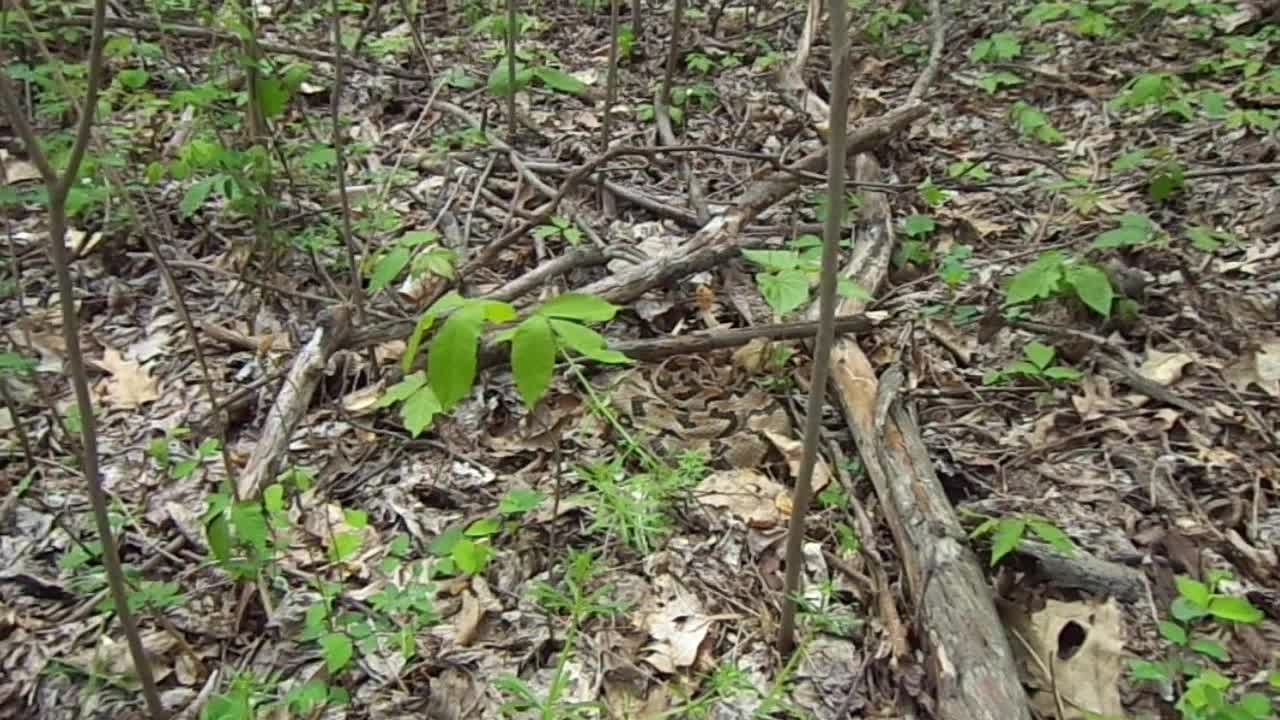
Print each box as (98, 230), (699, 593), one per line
(95, 348), (160, 408)
(696, 469), (789, 528)
(1138, 349), (1194, 386)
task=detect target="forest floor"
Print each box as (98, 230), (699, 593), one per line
(1, 0), (1278, 719)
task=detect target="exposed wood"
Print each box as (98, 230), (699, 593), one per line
(1014, 541), (1148, 603)
(236, 307), (351, 499)
(820, 155), (1033, 720)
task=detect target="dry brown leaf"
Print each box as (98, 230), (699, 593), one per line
(1001, 598), (1126, 720)
(1223, 339), (1280, 397)
(696, 469), (788, 528)
(95, 347), (160, 408)
(1138, 349), (1194, 386)
(762, 430), (831, 493)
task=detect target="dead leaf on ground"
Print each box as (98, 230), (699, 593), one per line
(696, 469), (790, 528)
(1138, 349), (1194, 386)
(1001, 597), (1126, 720)
(1223, 339), (1280, 397)
(94, 347), (160, 408)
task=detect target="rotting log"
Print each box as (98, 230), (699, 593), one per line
(818, 155), (1033, 720)
(236, 307), (351, 499)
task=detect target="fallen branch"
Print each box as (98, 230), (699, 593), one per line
(236, 307), (351, 499)
(821, 156), (1032, 720)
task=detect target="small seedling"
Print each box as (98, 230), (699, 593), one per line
(968, 512), (1076, 565)
(532, 215), (583, 245)
(1005, 250), (1115, 317)
(983, 342), (1083, 386)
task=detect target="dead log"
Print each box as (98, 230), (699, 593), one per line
(820, 155), (1033, 720)
(236, 307), (351, 499)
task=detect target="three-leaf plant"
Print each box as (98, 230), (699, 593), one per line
(378, 292), (630, 436)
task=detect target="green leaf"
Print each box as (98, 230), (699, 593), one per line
(369, 247), (411, 294)
(1128, 659), (1172, 683)
(117, 68), (148, 89)
(535, 293), (620, 322)
(466, 517), (501, 537)
(1064, 264), (1114, 317)
(742, 249), (799, 272)
(401, 386), (442, 437)
(256, 77), (292, 119)
(1026, 519), (1075, 554)
(757, 270), (811, 315)
(1207, 595), (1263, 624)
(1092, 214), (1155, 249)
(838, 278), (873, 302)
(415, 249), (456, 279)
(1023, 342), (1055, 370)
(902, 214), (936, 237)
(1239, 693), (1272, 718)
(179, 176), (218, 218)
(401, 230), (439, 247)
(969, 517), (999, 538)
(1006, 252), (1063, 305)
(206, 513), (232, 564)
(0, 352), (37, 373)
(452, 538), (490, 575)
(511, 316), (556, 409)
(378, 372), (428, 407)
(549, 319), (629, 363)
(330, 531), (362, 562)
(1042, 366), (1083, 381)
(320, 633), (353, 674)
(1186, 225), (1230, 252)
(1171, 596), (1209, 623)
(533, 66), (587, 96)
(487, 59), (534, 96)
(1157, 620), (1186, 645)
(428, 304), (486, 409)
(1111, 149), (1148, 172)
(430, 526), (464, 557)
(990, 518), (1026, 566)
(1175, 576), (1212, 608)
(231, 501), (268, 555)
(499, 488), (545, 515)
(1189, 637), (1230, 662)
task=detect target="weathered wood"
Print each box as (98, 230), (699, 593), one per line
(236, 307), (351, 499)
(820, 156), (1032, 720)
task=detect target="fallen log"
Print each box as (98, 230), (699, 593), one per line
(818, 155), (1033, 720)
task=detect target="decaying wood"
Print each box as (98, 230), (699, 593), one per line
(1014, 540), (1148, 603)
(821, 155), (1032, 720)
(236, 307), (351, 499)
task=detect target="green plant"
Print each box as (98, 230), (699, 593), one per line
(968, 512), (1076, 565)
(147, 428), (220, 480)
(1009, 101), (1065, 144)
(1184, 225), (1236, 252)
(1005, 250), (1115, 317)
(894, 214), (936, 268)
(1093, 213), (1160, 249)
(1129, 572), (1272, 720)
(487, 49), (587, 98)
(741, 235), (868, 316)
(532, 215), (583, 246)
(969, 31), (1022, 62)
(1111, 72), (1195, 121)
(983, 341), (1084, 386)
(1023, 1), (1117, 38)
(576, 453), (701, 554)
(378, 292), (628, 436)
(498, 550), (624, 718)
(367, 230), (456, 295)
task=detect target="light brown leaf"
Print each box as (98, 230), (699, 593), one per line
(95, 347), (160, 408)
